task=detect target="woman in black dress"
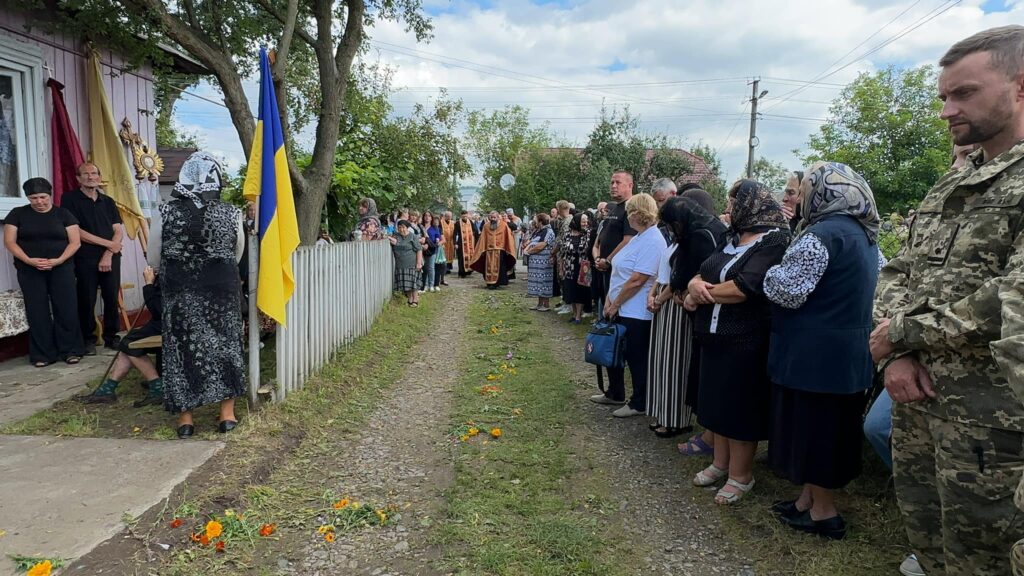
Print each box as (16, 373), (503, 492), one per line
(2, 178), (84, 366)
(148, 152), (245, 439)
(684, 180), (791, 505)
(560, 212), (591, 324)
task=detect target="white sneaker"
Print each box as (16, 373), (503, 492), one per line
(612, 405), (645, 418)
(581, 312), (593, 318)
(557, 306), (571, 314)
(418, 290), (426, 294)
(589, 394), (625, 405)
(899, 555), (924, 576)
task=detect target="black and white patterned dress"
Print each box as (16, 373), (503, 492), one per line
(158, 198), (245, 413)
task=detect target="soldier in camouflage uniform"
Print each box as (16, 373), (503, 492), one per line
(870, 25), (1024, 576)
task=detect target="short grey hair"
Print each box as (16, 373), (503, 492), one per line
(940, 25), (1024, 79)
(651, 177), (678, 195)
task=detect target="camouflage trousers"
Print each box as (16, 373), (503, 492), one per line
(892, 404), (1024, 575)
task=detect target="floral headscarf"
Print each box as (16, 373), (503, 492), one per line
(171, 151), (223, 206)
(728, 179), (789, 233)
(800, 162), (880, 243)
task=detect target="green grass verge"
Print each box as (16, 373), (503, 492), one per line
(153, 291), (446, 575)
(434, 291), (639, 576)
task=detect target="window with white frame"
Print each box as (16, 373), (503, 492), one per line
(0, 34), (45, 218)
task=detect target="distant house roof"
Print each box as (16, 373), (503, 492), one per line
(158, 147), (198, 185)
(537, 147), (716, 186)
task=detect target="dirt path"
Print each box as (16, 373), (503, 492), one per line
(282, 277), (475, 576)
(532, 299), (755, 576)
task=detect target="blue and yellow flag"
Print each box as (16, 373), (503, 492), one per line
(243, 48), (300, 326)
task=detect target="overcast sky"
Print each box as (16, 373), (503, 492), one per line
(173, 0), (1022, 187)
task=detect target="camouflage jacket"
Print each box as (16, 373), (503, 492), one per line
(875, 140), (1024, 432)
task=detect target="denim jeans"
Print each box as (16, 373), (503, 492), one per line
(422, 251), (436, 289)
(863, 388), (893, 470)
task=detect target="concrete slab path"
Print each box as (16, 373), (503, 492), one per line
(0, 350), (115, 427)
(0, 435), (223, 576)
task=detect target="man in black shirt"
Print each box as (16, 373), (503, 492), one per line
(62, 162), (124, 354)
(593, 170), (637, 310)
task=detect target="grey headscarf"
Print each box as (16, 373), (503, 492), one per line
(171, 151), (223, 206)
(799, 162), (880, 243)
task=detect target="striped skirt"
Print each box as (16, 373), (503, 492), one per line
(394, 267), (419, 293)
(645, 300), (694, 429)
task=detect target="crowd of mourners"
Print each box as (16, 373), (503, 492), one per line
(374, 25), (1024, 576)
(514, 26), (1024, 576)
(4, 23), (1023, 576)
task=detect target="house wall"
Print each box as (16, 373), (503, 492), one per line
(0, 7), (159, 310)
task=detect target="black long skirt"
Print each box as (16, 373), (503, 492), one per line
(768, 383), (869, 489)
(696, 337), (771, 442)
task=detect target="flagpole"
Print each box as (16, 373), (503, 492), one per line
(248, 210), (260, 406)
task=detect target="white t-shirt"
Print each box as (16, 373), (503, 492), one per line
(657, 243), (677, 285)
(607, 226), (667, 320)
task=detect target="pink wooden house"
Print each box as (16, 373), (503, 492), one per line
(0, 6), (204, 357)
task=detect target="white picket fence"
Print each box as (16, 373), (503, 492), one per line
(274, 240), (394, 401)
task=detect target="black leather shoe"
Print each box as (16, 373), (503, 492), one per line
(781, 511), (847, 540)
(218, 420), (238, 433)
(177, 424), (195, 439)
(771, 500), (807, 520)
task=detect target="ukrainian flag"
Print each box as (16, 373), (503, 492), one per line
(243, 48), (300, 325)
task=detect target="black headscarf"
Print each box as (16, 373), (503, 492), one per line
(728, 179), (789, 233)
(660, 196), (728, 292)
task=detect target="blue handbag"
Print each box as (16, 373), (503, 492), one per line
(584, 319), (627, 370)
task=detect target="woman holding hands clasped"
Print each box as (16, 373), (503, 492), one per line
(684, 180), (791, 504)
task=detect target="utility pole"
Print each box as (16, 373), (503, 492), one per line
(746, 78), (767, 178)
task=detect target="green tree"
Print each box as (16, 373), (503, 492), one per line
(750, 157), (790, 192)
(799, 65), (951, 215)
(15, 0), (431, 244)
(464, 106), (551, 213)
(154, 72), (202, 148)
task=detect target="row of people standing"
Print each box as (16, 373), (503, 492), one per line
(3, 164), (124, 366)
(582, 165), (884, 542)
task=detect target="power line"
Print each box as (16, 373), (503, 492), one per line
(763, 0), (959, 112)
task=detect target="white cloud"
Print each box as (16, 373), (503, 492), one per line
(176, 0), (1024, 188)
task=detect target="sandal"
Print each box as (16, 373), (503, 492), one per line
(693, 464), (728, 487)
(34, 361), (53, 368)
(715, 477), (755, 505)
(678, 434), (714, 456)
(65, 356), (81, 365)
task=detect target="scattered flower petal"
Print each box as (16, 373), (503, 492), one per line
(490, 428), (502, 438)
(215, 541), (226, 553)
(324, 532), (335, 543)
(169, 518), (183, 529)
(259, 523), (277, 537)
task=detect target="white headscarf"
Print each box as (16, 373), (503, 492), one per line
(171, 151), (223, 206)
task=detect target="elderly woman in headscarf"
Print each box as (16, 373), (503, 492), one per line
(354, 197), (383, 241)
(684, 180), (791, 504)
(148, 152), (245, 439)
(645, 192), (727, 439)
(762, 162), (881, 540)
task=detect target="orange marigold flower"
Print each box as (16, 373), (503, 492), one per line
(459, 434), (469, 442)
(258, 523), (277, 537)
(215, 541), (226, 553)
(490, 428), (502, 438)
(199, 534), (211, 546)
(190, 532), (202, 542)
(333, 498), (350, 509)
(468, 427), (479, 436)
(26, 560), (52, 576)
(205, 520), (223, 538)
(169, 518), (184, 529)
(324, 532), (336, 543)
